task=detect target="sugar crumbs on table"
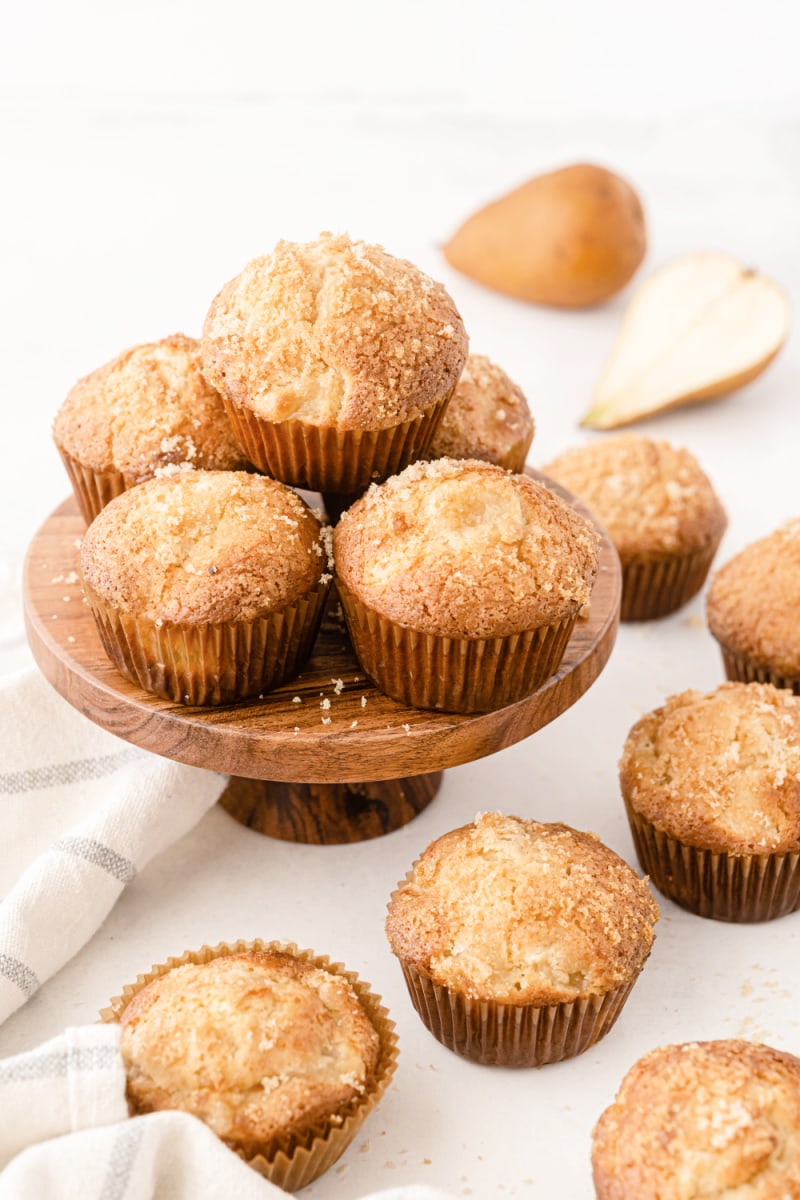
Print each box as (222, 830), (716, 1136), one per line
(332, 677), (344, 694)
(321, 716), (332, 725)
(402, 723), (411, 735)
(67, 636), (75, 644)
(292, 696), (302, 703)
(321, 698), (331, 710)
(293, 726), (300, 735)
(361, 696), (367, 707)
(350, 720), (358, 728)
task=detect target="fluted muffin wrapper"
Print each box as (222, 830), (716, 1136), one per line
(82, 576), (331, 706)
(714, 639), (800, 697)
(56, 445), (128, 525)
(337, 579), (577, 713)
(395, 959), (639, 1067)
(222, 392), (452, 493)
(624, 801), (800, 922)
(100, 938), (399, 1192)
(620, 539), (722, 622)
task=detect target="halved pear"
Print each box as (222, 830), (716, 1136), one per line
(582, 253), (790, 429)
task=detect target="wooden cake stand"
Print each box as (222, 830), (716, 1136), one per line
(23, 478), (621, 845)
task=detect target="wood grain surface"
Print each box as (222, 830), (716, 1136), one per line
(23, 478), (621, 786)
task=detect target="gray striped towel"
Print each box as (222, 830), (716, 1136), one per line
(0, 669), (226, 1025)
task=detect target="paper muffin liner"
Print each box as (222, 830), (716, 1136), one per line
(100, 939), (399, 1192)
(83, 576), (331, 705)
(222, 391), (452, 494)
(714, 640), (800, 697)
(620, 539), (722, 622)
(337, 579), (577, 713)
(395, 959), (639, 1067)
(56, 445), (128, 525)
(624, 801), (800, 922)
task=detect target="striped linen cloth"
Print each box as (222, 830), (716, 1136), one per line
(0, 1029), (456, 1198)
(0, 668), (226, 1025)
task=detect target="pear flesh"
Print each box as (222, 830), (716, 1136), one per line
(583, 253), (789, 429)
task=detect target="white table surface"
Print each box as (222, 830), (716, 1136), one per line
(1, 81), (799, 1198)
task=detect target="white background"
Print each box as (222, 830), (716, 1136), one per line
(2, 2), (800, 1196)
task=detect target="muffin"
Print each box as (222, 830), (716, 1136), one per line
(542, 434), (727, 621)
(103, 940), (398, 1191)
(333, 457), (599, 712)
(592, 1039), (800, 1198)
(620, 681), (800, 921)
(707, 519), (800, 694)
(200, 232), (469, 493)
(386, 812), (658, 1066)
(427, 353), (535, 472)
(80, 470), (331, 705)
(53, 333), (248, 524)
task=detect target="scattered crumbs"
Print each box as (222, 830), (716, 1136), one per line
(332, 677), (344, 694)
(51, 574), (64, 584)
(292, 696), (302, 704)
(683, 613), (706, 630)
(321, 716), (332, 725)
(67, 635), (75, 644)
(359, 1142), (370, 1154)
(155, 618), (163, 628)
(73, 539), (82, 549)
(51, 614), (58, 619)
(462, 1190), (472, 1196)
(183, 695), (190, 703)
(350, 720), (358, 729)
(353, 675), (361, 682)
(335, 1164), (348, 1175)
(361, 696), (368, 708)
(321, 698), (331, 711)
(422, 1158), (432, 1166)
(293, 726), (300, 736)
(741, 980), (753, 998)
(258, 693), (264, 700)
(319, 572), (332, 585)
(62, 595), (71, 602)
(402, 723), (411, 735)
(82, 597), (88, 604)
(384, 1162), (396, 1170)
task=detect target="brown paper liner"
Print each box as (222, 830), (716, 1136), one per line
(714, 640), (800, 697)
(100, 939), (399, 1192)
(395, 959), (639, 1067)
(337, 579), (577, 713)
(620, 540), (722, 622)
(222, 392), (452, 494)
(625, 801), (800, 922)
(83, 577), (331, 705)
(56, 445), (128, 525)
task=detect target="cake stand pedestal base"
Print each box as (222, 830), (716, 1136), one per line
(219, 772), (443, 844)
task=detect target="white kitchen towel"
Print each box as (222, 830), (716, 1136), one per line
(0, 668), (226, 1024)
(0, 1027), (457, 1199)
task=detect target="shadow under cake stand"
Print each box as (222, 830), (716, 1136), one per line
(23, 482), (621, 845)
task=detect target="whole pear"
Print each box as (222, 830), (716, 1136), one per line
(444, 163), (646, 308)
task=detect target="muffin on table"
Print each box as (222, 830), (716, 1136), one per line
(80, 470), (332, 705)
(592, 1039), (800, 1199)
(707, 518), (800, 694)
(104, 940), (397, 1191)
(619, 681), (800, 921)
(427, 353), (535, 472)
(542, 433), (726, 621)
(333, 457), (599, 712)
(386, 812), (658, 1066)
(53, 333), (248, 524)
(200, 232), (469, 494)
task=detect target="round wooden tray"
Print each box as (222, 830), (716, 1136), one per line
(23, 481), (621, 841)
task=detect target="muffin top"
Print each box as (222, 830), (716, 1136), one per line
(53, 334), (247, 480)
(385, 812), (658, 1005)
(333, 458), (599, 638)
(542, 434), (727, 561)
(592, 1039), (800, 1200)
(119, 950), (381, 1151)
(707, 520), (800, 676)
(200, 232), (469, 431)
(81, 471), (328, 624)
(428, 353), (535, 468)
(620, 682), (800, 854)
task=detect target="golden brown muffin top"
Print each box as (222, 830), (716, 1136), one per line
(707, 520), (800, 677)
(620, 682), (800, 854)
(385, 812), (658, 1005)
(542, 434), (727, 561)
(333, 458), (599, 638)
(81, 471), (327, 624)
(120, 951), (380, 1152)
(200, 232), (468, 431)
(592, 1039), (800, 1200)
(428, 353), (535, 468)
(53, 334), (247, 480)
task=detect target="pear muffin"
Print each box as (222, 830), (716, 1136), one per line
(53, 333), (248, 523)
(707, 519), (800, 694)
(620, 682), (800, 921)
(543, 434), (726, 620)
(333, 457), (599, 712)
(427, 353), (535, 472)
(200, 232), (468, 493)
(106, 941), (397, 1190)
(386, 812), (658, 1066)
(592, 1039), (800, 1199)
(80, 470), (331, 705)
